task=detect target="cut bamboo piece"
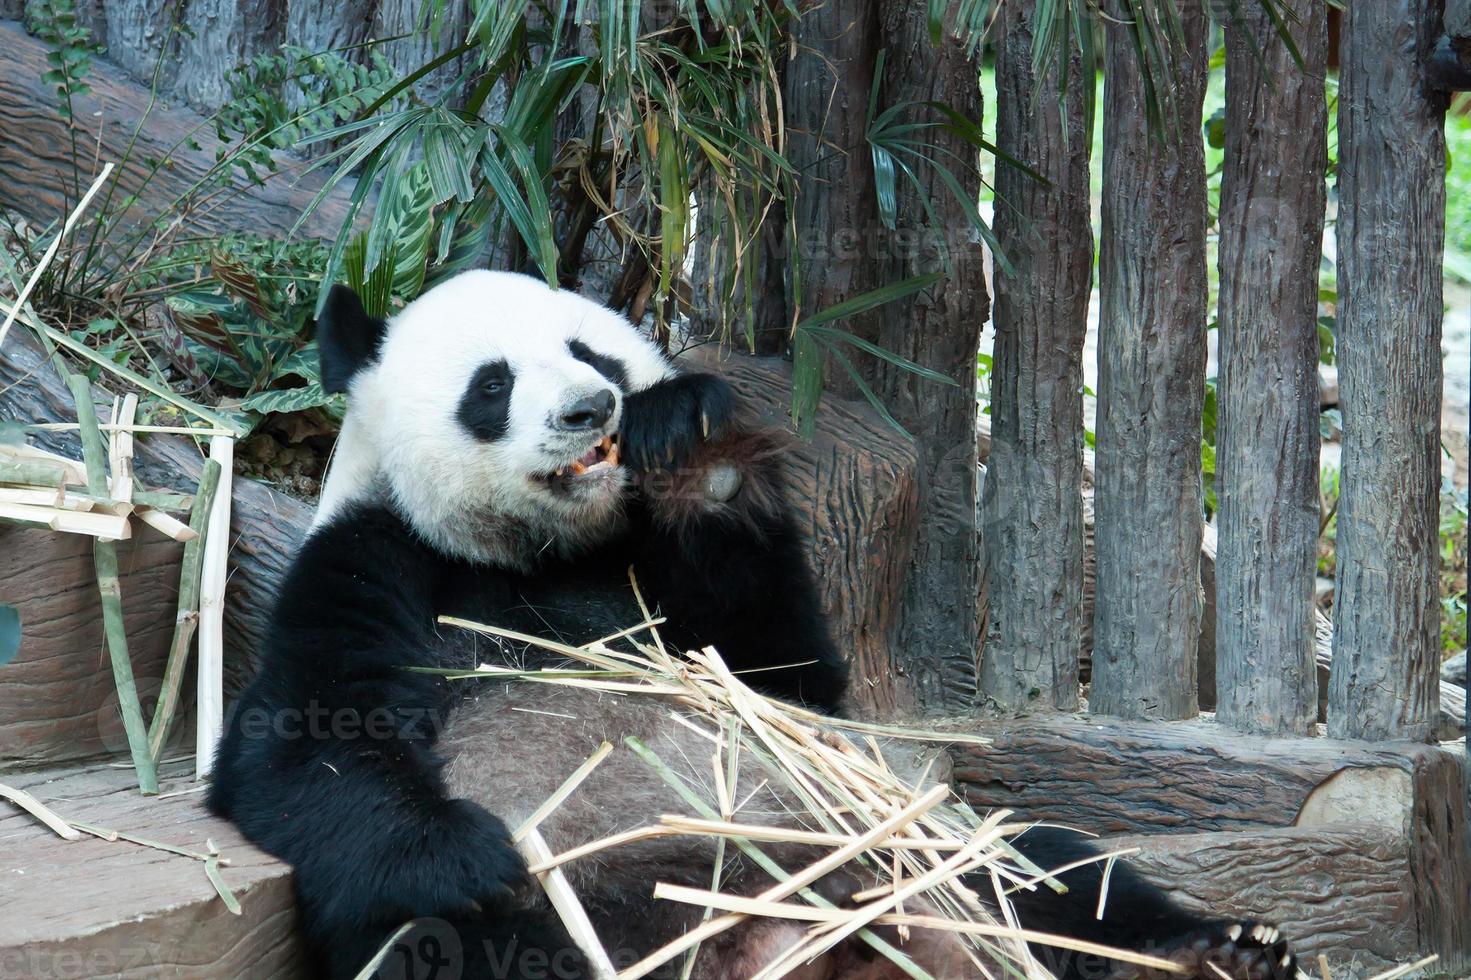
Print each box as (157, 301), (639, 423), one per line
(0, 444), (88, 486)
(108, 393), (137, 504)
(136, 507), (199, 543)
(194, 436), (233, 780)
(147, 460), (221, 763)
(0, 501), (130, 539)
(0, 487), (95, 510)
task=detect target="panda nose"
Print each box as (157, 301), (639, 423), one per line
(558, 389), (615, 431)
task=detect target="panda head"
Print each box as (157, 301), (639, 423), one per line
(313, 270), (675, 567)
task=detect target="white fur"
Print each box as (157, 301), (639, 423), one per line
(316, 271), (676, 568)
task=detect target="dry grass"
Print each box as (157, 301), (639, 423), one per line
(428, 574), (1189, 980)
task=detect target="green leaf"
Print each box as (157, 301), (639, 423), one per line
(238, 383), (338, 416)
(0, 604), (19, 668)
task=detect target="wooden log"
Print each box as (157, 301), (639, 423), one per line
(1091, 0), (1210, 721)
(1214, 0), (1327, 736)
(977, 0), (1092, 713)
(1114, 827), (1415, 977)
(1329, 0), (1448, 742)
(949, 713), (1452, 835)
(0, 20), (355, 243)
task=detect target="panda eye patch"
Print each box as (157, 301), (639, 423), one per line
(457, 359), (515, 442)
(568, 339), (629, 390)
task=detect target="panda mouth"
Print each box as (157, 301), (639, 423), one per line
(547, 435), (620, 485)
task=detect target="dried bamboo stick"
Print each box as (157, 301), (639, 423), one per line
(148, 459), (221, 763)
(617, 784), (950, 980)
(65, 373), (157, 795)
(0, 163), (115, 349)
(518, 828), (617, 978)
(194, 436), (233, 779)
(0, 781), (83, 840)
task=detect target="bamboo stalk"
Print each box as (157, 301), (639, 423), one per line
(148, 459), (221, 763)
(65, 373), (158, 795)
(617, 784), (950, 980)
(0, 460), (69, 488)
(134, 490), (195, 511)
(194, 436), (233, 779)
(0, 487), (96, 510)
(31, 422), (239, 437)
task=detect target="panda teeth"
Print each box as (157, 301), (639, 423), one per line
(569, 460), (588, 476)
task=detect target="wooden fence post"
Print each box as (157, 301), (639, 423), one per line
(978, 0), (1093, 712)
(1329, 0), (1447, 742)
(1214, 0), (1328, 736)
(1090, 0), (1209, 720)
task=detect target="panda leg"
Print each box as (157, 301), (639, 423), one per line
(998, 827), (1298, 980)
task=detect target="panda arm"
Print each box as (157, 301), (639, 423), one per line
(619, 372), (849, 714)
(208, 505), (536, 951)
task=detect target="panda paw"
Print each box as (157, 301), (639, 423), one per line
(619, 372), (736, 473)
(393, 799), (531, 916)
(1142, 921), (1297, 980)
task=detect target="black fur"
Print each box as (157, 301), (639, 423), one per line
(567, 338), (629, 390)
(317, 284), (387, 393)
(457, 360), (515, 442)
(619, 372), (736, 473)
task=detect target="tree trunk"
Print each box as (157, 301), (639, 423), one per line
(783, 3), (879, 378)
(1329, 0), (1447, 743)
(867, 3), (988, 713)
(977, 0), (1092, 713)
(780, 5), (987, 715)
(1213, 0), (1327, 736)
(1090, 1), (1209, 721)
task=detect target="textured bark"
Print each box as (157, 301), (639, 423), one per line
(1329, 0), (1447, 742)
(1119, 828), (1414, 977)
(949, 713), (1459, 837)
(1213, 0), (1327, 736)
(0, 22), (359, 241)
(863, 4), (987, 714)
(173, 0), (283, 108)
(1090, 1), (1209, 721)
(782, 3), (878, 373)
(977, 0), (1092, 713)
(781, 6), (986, 715)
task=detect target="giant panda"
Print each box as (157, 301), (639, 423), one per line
(208, 270), (1299, 980)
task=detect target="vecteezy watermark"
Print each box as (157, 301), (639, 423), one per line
(228, 702), (453, 742)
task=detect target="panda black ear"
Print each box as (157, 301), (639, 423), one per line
(317, 284), (387, 394)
